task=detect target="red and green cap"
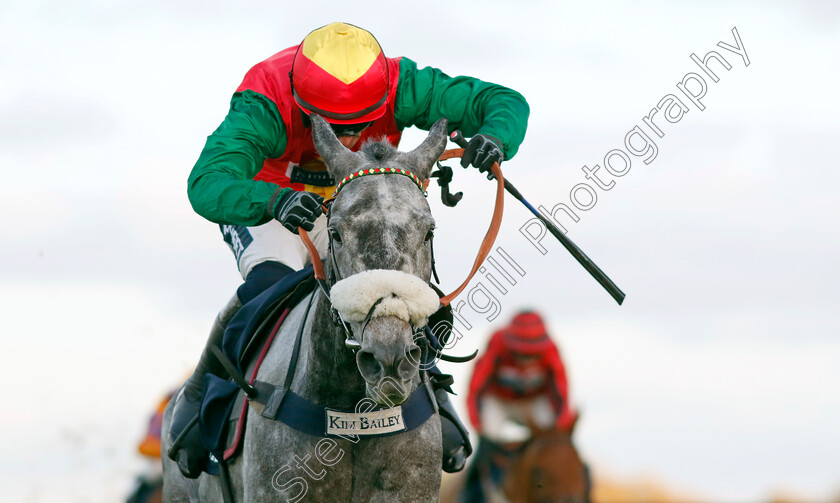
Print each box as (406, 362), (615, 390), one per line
(291, 22), (389, 125)
(502, 311), (553, 356)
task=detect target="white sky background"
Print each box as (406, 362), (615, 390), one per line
(1, 1), (839, 501)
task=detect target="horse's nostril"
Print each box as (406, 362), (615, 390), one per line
(398, 347), (422, 379)
(406, 346), (422, 367)
(357, 350), (383, 381)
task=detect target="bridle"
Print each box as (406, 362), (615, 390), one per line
(299, 146), (505, 350)
(201, 147), (499, 495)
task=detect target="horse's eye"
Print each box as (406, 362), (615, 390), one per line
(424, 229), (434, 243)
(329, 228), (342, 244)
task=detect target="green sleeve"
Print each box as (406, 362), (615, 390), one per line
(187, 90), (291, 226)
(394, 57), (530, 160)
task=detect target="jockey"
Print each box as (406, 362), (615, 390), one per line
(138, 393), (172, 460)
(461, 311), (577, 503)
(467, 311), (576, 442)
(127, 393), (172, 503)
(168, 21), (530, 478)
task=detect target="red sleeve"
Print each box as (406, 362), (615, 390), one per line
(543, 343), (575, 429)
(466, 332), (503, 432)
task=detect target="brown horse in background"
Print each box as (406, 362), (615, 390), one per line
(443, 412), (589, 503)
(500, 412), (590, 503)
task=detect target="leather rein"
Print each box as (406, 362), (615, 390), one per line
(299, 147), (505, 309)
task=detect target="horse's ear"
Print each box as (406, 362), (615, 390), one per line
(310, 114), (361, 180)
(562, 410), (581, 436)
(404, 117), (448, 180)
(524, 411), (544, 436)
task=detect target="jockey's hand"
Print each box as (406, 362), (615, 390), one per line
(274, 190), (324, 233)
(460, 134), (503, 179)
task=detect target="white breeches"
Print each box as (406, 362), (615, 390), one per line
(221, 215), (329, 279)
(480, 395), (555, 443)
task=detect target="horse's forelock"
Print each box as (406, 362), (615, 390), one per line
(359, 138), (398, 162)
(358, 138), (432, 180)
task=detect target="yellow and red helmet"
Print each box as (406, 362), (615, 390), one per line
(291, 22), (389, 125)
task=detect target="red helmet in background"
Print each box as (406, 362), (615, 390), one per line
(501, 311), (554, 357)
(291, 22), (389, 125)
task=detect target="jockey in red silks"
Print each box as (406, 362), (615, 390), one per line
(461, 311), (578, 503)
(467, 311), (576, 442)
(168, 21), (530, 479)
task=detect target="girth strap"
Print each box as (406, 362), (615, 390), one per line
(255, 291), (315, 418)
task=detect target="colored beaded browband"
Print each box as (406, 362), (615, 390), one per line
(332, 167), (426, 198)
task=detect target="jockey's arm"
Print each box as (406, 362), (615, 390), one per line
(187, 58), (530, 227)
(394, 57), (530, 161)
(467, 332), (508, 432)
(187, 90), (291, 226)
(545, 344), (576, 428)
(467, 351), (497, 433)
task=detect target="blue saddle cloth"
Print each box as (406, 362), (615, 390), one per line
(199, 265), (316, 456)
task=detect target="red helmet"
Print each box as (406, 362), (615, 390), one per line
(501, 311), (554, 356)
(291, 22), (389, 125)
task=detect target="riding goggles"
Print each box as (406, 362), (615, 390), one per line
(329, 121), (373, 137)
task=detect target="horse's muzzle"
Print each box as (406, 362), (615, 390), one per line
(355, 316), (421, 406)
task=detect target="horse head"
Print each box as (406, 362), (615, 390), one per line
(504, 412), (590, 503)
(310, 114), (447, 407)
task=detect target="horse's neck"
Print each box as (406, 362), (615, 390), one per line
(294, 290), (367, 409)
(504, 433), (580, 501)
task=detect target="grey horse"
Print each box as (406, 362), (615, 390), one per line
(162, 114), (449, 502)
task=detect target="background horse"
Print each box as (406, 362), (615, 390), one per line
(501, 413), (589, 503)
(443, 413), (588, 503)
(127, 476), (164, 503)
(161, 114), (449, 502)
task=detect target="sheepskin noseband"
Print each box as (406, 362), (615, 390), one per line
(329, 270), (441, 327)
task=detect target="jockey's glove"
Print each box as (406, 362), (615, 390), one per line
(460, 134), (504, 180)
(274, 190), (324, 233)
